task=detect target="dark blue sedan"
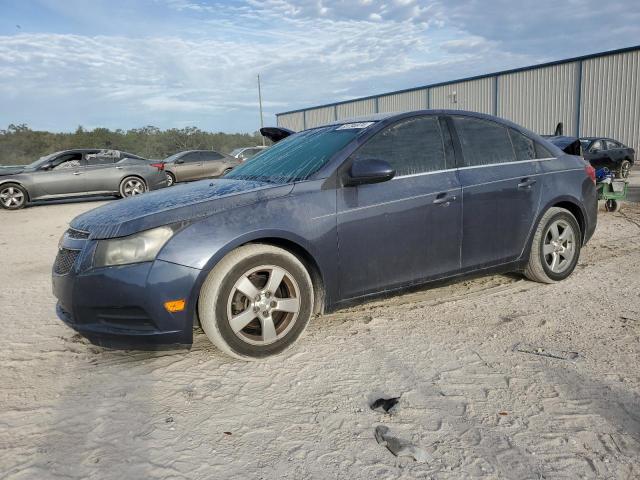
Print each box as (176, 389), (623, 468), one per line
(52, 110), (597, 359)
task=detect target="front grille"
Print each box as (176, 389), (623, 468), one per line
(54, 248), (80, 275)
(66, 228), (89, 239)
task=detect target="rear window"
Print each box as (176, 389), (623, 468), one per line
(453, 116), (515, 167)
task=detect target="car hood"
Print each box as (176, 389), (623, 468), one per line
(0, 165), (26, 176)
(70, 179), (294, 239)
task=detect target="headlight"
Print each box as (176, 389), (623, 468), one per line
(94, 226), (175, 267)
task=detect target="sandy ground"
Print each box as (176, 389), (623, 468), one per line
(2, 173), (640, 480)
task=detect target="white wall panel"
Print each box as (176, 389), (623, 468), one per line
(430, 78), (494, 113)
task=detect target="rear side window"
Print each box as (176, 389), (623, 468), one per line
(86, 155), (115, 166)
(606, 140), (620, 150)
(353, 116), (447, 176)
(535, 143), (553, 158)
(203, 151), (223, 160)
(183, 152), (201, 162)
(453, 116), (515, 166)
(509, 129), (536, 161)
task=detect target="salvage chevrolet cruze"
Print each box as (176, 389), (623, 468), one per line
(53, 110), (597, 360)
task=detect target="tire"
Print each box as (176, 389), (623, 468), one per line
(221, 168), (232, 177)
(166, 172), (176, 187)
(524, 207), (581, 284)
(605, 199), (620, 212)
(617, 160), (631, 179)
(198, 244), (314, 360)
(0, 183), (28, 210)
(119, 176), (147, 198)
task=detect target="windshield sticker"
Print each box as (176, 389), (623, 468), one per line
(337, 122), (375, 130)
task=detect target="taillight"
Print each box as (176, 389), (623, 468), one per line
(151, 162), (164, 171)
(585, 164), (596, 184)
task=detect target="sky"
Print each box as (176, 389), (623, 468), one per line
(0, 0), (639, 133)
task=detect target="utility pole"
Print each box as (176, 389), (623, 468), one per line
(257, 74), (265, 146)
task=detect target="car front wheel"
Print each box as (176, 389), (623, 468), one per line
(198, 244), (314, 360)
(524, 207), (581, 283)
(618, 160), (631, 179)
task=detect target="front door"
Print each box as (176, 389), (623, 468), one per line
(450, 115), (543, 270)
(37, 154), (86, 196)
(173, 152), (203, 181)
(337, 115), (462, 300)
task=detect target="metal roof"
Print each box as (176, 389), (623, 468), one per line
(277, 45), (640, 116)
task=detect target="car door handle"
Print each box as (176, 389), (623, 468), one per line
(115, 166), (123, 170)
(517, 179), (537, 189)
(433, 192), (456, 205)
(72, 172), (82, 175)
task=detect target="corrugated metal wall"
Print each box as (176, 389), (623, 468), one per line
(430, 78), (494, 113)
(580, 50), (640, 153)
(276, 47), (640, 152)
(378, 89), (428, 113)
(276, 111), (305, 132)
(498, 62), (578, 136)
(304, 106), (335, 129)
(336, 98), (376, 119)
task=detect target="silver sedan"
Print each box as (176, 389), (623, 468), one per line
(0, 149), (167, 210)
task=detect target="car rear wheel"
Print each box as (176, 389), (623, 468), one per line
(618, 160), (631, 179)
(0, 183), (28, 210)
(119, 177), (147, 198)
(198, 244), (314, 360)
(221, 168), (232, 176)
(524, 207), (581, 283)
(166, 172), (176, 187)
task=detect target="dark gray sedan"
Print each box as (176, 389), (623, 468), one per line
(0, 149), (167, 210)
(53, 110), (597, 360)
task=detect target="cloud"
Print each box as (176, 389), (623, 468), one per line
(0, 0), (638, 132)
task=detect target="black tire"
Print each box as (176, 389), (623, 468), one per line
(119, 176), (147, 198)
(166, 172), (176, 187)
(221, 168), (232, 177)
(0, 183), (28, 210)
(605, 199), (620, 212)
(617, 160), (631, 179)
(198, 244), (314, 360)
(524, 207), (581, 284)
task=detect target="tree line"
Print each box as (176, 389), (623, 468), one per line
(0, 124), (268, 165)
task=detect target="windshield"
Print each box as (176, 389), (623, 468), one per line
(225, 124), (369, 183)
(579, 139), (591, 149)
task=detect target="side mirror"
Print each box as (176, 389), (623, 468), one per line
(345, 158), (395, 187)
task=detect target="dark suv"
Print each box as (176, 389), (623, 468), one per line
(53, 110), (597, 360)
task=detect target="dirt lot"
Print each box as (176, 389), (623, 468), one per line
(2, 176), (640, 479)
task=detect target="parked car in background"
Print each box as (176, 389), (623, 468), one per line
(53, 111), (597, 359)
(162, 150), (240, 186)
(229, 146), (268, 161)
(579, 137), (635, 178)
(0, 149), (166, 210)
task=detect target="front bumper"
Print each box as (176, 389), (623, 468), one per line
(53, 252), (202, 349)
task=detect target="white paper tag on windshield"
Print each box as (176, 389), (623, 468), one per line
(337, 122), (375, 130)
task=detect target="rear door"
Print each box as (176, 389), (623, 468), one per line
(201, 151), (226, 178)
(82, 153), (119, 193)
(336, 115), (462, 299)
(450, 115), (543, 270)
(173, 152), (203, 181)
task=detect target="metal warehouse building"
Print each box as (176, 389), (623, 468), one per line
(276, 45), (640, 152)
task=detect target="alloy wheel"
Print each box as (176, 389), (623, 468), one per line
(0, 186), (25, 208)
(123, 179), (146, 196)
(542, 219), (576, 274)
(226, 265), (301, 346)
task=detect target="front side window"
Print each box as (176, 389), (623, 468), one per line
(225, 124), (365, 183)
(590, 140), (603, 152)
(352, 116), (447, 176)
(453, 116), (515, 167)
